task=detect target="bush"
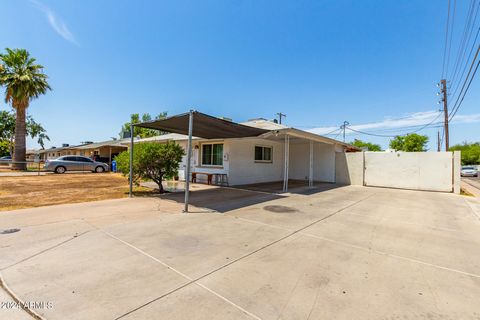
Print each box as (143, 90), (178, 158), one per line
(449, 142), (480, 165)
(116, 142), (185, 193)
(389, 134), (429, 152)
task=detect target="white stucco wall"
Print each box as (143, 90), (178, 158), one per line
(149, 137), (339, 186)
(335, 152), (364, 185)
(227, 138), (285, 185)
(364, 152), (454, 192)
(289, 142), (336, 183)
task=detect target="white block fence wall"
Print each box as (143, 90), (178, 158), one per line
(335, 151), (461, 194)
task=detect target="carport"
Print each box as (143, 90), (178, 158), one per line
(131, 110), (268, 212)
(131, 111), (357, 211)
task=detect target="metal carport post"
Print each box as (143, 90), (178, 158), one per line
(183, 110), (194, 213)
(283, 134), (290, 192)
(128, 110), (269, 210)
(129, 124), (134, 198)
(309, 140), (313, 187)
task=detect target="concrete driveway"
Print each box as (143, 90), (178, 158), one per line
(1, 186), (480, 319)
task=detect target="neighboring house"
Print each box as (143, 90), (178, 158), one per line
(37, 144), (75, 161)
(127, 117), (359, 186)
(68, 139), (129, 164)
(36, 139), (129, 165)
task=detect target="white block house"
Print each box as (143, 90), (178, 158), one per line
(131, 118), (358, 187)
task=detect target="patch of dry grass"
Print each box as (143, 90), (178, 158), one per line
(0, 173), (155, 211)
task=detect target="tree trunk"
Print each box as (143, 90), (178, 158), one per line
(157, 180), (164, 193)
(12, 106), (27, 170)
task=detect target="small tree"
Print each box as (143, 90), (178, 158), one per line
(350, 139), (382, 151)
(119, 112), (168, 138)
(0, 110), (50, 155)
(449, 142), (480, 165)
(389, 134), (429, 152)
(116, 142), (185, 193)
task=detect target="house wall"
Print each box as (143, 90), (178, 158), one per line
(335, 152), (364, 185)
(178, 140), (230, 183)
(289, 142), (336, 183)
(227, 138), (285, 185)
(145, 137), (339, 186)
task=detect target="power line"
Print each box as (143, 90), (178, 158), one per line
(442, 0), (453, 78)
(349, 122), (444, 134)
(345, 112), (444, 138)
(451, 26), (480, 97)
(448, 41), (480, 121)
(449, 52), (480, 121)
(322, 128), (342, 135)
(450, 0), (478, 87)
(446, 0), (458, 78)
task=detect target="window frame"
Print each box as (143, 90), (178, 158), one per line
(200, 142), (224, 167)
(254, 145), (273, 163)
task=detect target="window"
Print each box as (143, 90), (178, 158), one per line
(76, 157), (93, 162)
(201, 143), (223, 166)
(255, 146), (272, 162)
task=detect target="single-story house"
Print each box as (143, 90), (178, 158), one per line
(127, 114), (359, 188)
(32, 139), (129, 165)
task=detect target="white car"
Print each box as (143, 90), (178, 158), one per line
(461, 166), (478, 177)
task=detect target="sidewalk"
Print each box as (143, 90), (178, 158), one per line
(462, 179), (480, 198)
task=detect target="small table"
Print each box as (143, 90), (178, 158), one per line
(214, 173), (229, 186)
(191, 172), (213, 185)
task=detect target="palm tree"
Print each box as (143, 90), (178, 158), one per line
(0, 48), (51, 170)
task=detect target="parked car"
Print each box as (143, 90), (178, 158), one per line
(0, 156), (12, 166)
(44, 156), (109, 174)
(461, 166), (478, 177)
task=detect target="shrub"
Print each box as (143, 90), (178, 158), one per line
(116, 142), (185, 193)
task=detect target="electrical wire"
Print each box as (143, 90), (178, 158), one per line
(442, 0), (453, 78)
(322, 128), (342, 135)
(448, 40), (480, 120)
(345, 111), (444, 138)
(451, 26), (480, 97)
(446, 0), (458, 78)
(449, 52), (480, 121)
(450, 0), (479, 88)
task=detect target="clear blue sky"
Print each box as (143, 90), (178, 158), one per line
(1, 0), (479, 150)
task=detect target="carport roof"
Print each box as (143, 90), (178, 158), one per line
(134, 111), (269, 139)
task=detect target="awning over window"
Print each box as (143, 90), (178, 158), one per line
(134, 111), (269, 139)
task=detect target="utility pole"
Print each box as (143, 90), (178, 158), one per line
(276, 112), (286, 125)
(437, 130), (441, 152)
(340, 121), (349, 142)
(440, 79), (449, 150)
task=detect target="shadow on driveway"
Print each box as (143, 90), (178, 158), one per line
(160, 187), (285, 213)
(231, 180), (346, 195)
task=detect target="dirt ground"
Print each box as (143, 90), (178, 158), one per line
(0, 173), (151, 211)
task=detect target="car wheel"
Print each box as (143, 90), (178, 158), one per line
(55, 166), (66, 174)
(95, 166), (105, 173)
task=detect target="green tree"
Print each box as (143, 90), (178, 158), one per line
(0, 140), (11, 157)
(26, 116), (50, 149)
(0, 110), (50, 154)
(0, 48), (51, 169)
(350, 139), (382, 151)
(389, 134), (429, 152)
(119, 112), (168, 139)
(449, 142), (480, 165)
(116, 142), (185, 193)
